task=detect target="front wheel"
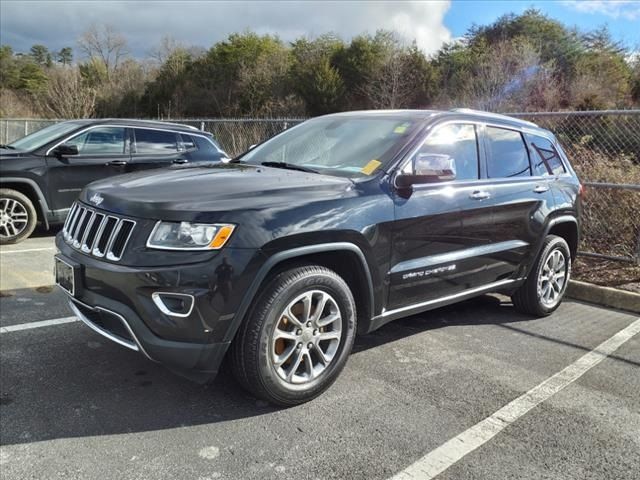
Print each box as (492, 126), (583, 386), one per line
(230, 265), (357, 406)
(0, 188), (37, 245)
(512, 235), (571, 316)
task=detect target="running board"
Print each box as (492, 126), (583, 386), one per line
(368, 278), (519, 332)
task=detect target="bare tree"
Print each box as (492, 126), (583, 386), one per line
(38, 67), (96, 118)
(364, 50), (418, 109)
(463, 39), (543, 111)
(149, 35), (182, 64)
(78, 24), (129, 79)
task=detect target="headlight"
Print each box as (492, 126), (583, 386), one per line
(147, 221), (235, 250)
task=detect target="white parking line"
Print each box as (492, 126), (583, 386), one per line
(0, 247), (55, 254)
(390, 317), (640, 480)
(0, 316), (78, 333)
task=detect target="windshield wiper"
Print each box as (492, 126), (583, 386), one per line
(0, 144), (16, 150)
(260, 161), (320, 174)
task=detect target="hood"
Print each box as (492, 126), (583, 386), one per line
(0, 148), (27, 158)
(81, 163), (355, 221)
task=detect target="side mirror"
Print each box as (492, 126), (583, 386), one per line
(248, 144), (257, 150)
(396, 153), (457, 187)
(53, 144), (79, 157)
(415, 153), (456, 180)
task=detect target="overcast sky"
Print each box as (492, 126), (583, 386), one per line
(1, 0), (638, 59)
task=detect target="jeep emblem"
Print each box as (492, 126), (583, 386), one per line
(89, 193), (104, 206)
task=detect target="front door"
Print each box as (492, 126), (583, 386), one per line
(388, 122), (495, 310)
(46, 126), (130, 210)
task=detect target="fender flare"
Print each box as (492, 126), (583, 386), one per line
(523, 214), (578, 280)
(0, 177), (50, 229)
(222, 242), (375, 343)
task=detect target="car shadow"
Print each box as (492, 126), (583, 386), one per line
(0, 295), (635, 446)
(31, 224), (62, 239)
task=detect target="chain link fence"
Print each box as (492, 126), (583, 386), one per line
(2, 111), (639, 272)
(511, 111), (640, 267)
(176, 118), (305, 156)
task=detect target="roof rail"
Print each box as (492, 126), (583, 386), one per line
(112, 118), (201, 131)
(449, 108), (538, 127)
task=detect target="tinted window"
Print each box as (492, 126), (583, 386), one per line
(405, 123), (479, 181)
(134, 129), (178, 154)
(486, 127), (530, 178)
(526, 134), (566, 176)
(180, 134), (197, 150)
(66, 127), (126, 154)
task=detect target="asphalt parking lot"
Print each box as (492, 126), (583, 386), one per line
(1, 234), (639, 480)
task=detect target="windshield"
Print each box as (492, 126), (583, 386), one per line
(8, 122), (84, 151)
(239, 115), (420, 178)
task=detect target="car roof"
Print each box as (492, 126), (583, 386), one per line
(61, 119), (203, 134)
(320, 108), (547, 133)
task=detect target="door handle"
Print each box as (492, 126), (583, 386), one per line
(173, 158), (189, 164)
(469, 190), (491, 200)
(107, 160), (128, 166)
(533, 184), (550, 193)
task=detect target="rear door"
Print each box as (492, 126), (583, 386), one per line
(129, 128), (185, 170)
(389, 122), (495, 310)
(45, 126), (130, 210)
(479, 125), (555, 281)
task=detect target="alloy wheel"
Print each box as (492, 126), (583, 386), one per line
(0, 198), (29, 239)
(537, 248), (567, 308)
(270, 290), (342, 385)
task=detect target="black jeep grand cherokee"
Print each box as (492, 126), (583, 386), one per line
(55, 109), (582, 406)
(0, 119), (226, 244)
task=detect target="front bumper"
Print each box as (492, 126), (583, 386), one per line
(55, 234), (261, 380)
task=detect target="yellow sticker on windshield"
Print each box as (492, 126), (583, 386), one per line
(394, 122), (411, 134)
(361, 159), (382, 175)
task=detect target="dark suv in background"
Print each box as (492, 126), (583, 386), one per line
(54, 109), (582, 406)
(0, 119), (228, 244)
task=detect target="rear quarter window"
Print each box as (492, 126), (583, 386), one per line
(193, 135), (221, 153)
(485, 127), (531, 178)
(525, 134), (566, 176)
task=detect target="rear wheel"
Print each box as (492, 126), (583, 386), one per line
(0, 188), (37, 245)
(512, 235), (571, 316)
(230, 265), (356, 406)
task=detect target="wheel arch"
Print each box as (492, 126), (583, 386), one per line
(0, 178), (49, 228)
(546, 215), (579, 260)
(224, 242), (376, 344)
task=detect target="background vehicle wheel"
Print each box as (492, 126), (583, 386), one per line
(230, 265), (357, 406)
(512, 235), (571, 317)
(0, 188), (37, 245)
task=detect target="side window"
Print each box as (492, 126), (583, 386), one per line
(485, 127), (531, 178)
(525, 134), (566, 176)
(66, 127), (126, 155)
(180, 134), (197, 151)
(404, 123), (479, 181)
(134, 129), (179, 154)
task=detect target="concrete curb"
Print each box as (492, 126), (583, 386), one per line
(567, 280), (640, 314)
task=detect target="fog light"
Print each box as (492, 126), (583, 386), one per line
(152, 292), (195, 318)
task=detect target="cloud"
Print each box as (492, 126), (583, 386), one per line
(0, 1), (452, 57)
(562, 0), (640, 20)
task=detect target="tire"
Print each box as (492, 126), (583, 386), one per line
(512, 235), (571, 317)
(0, 188), (37, 245)
(230, 265), (357, 406)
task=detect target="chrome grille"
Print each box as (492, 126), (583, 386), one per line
(62, 202), (136, 261)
